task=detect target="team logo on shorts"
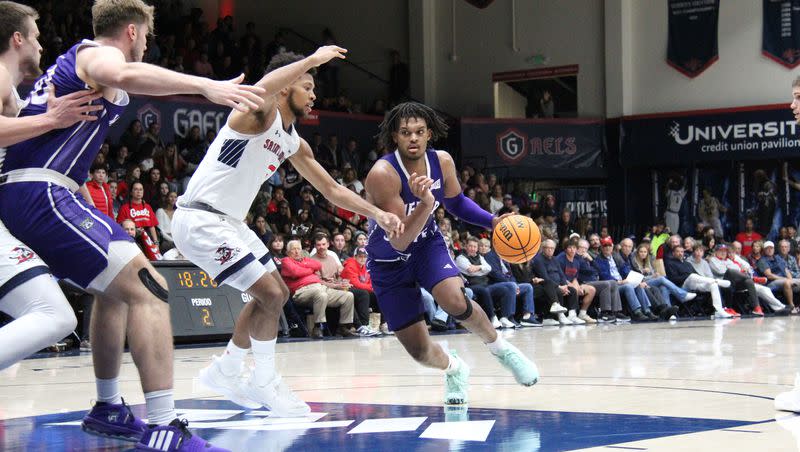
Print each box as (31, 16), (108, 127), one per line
(214, 243), (241, 265)
(9, 246), (36, 264)
(79, 218), (94, 230)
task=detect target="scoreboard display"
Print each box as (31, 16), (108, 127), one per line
(153, 261), (253, 340)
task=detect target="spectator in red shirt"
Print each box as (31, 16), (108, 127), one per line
(121, 219), (162, 261)
(117, 181), (159, 244)
(735, 218), (763, 258)
(280, 240), (356, 338)
(341, 248), (373, 292)
(86, 163), (113, 218)
(267, 187), (286, 215)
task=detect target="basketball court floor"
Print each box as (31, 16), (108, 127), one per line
(3, 316), (800, 451)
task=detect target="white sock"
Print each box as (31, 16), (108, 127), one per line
(251, 337), (277, 385)
(568, 309), (577, 317)
(444, 351), (461, 375)
(579, 310), (588, 316)
(96, 377), (121, 404)
(145, 389), (175, 426)
(717, 279), (731, 288)
(218, 340), (248, 377)
(486, 335), (509, 355)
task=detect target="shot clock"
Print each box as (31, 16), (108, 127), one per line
(153, 261), (250, 340)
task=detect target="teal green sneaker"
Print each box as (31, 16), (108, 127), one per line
(444, 351), (470, 405)
(493, 343), (539, 386)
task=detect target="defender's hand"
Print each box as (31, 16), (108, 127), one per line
(310, 45), (348, 66)
(376, 211), (404, 239)
(45, 85), (104, 127)
(201, 74), (266, 112)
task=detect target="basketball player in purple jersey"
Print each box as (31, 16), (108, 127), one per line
(0, 0), (266, 450)
(0, 1), (106, 371)
(365, 102), (539, 405)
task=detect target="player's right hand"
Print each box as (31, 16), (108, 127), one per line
(309, 45), (347, 67)
(409, 172), (435, 206)
(201, 74), (266, 112)
(45, 84), (104, 128)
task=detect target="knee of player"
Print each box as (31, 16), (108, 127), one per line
(406, 343), (431, 363)
(137, 267), (169, 303)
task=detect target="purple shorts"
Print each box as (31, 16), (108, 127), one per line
(366, 235), (461, 331)
(0, 182), (133, 288)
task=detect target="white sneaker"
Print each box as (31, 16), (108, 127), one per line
(380, 323), (394, 335)
(541, 318), (560, 326)
(567, 314), (586, 325)
(198, 356), (261, 409)
(356, 325), (379, 337)
(549, 302), (567, 314)
(491, 317), (502, 329)
(577, 313), (597, 324)
(714, 310), (733, 319)
(776, 374), (800, 412)
(242, 372), (311, 417)
(716, 279), (732, 288)
(557, 313), (574, 325)
(499, 317), (516, 328)
(683, 292), (697, 302)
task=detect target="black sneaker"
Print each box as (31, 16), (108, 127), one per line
(614, 312), (631, 322)
(644, 310), (659, 321)
(631, 309), (649, 321)
(659, 306), (680, 320)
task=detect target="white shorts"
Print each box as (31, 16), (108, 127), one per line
(171, 208), (276, 292)
(0, 220), (51, 299)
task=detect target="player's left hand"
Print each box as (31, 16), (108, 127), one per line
(491, 213), (515, 230)
(201, 74), (267, 112)
(310, 45), (348, 67)
(376, 211), (404, 239)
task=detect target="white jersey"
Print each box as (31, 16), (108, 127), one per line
(180, 109), (301, 221)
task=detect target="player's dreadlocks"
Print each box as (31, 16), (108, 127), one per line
(377, 102), (449, 151)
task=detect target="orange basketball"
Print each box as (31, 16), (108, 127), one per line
(492, 215), (541, 264)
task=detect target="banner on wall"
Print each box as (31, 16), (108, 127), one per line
(106, 95), (382, 151)
(667, 0), (720, 78)
(460, 118), (605, 179)
(620, 105), (800, 167)
(763, 0), (800, 68)
(557, 186), (608, 232)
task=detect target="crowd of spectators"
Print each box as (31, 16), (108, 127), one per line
(73, 113), (800, 342)
(27, 2), (800, 343)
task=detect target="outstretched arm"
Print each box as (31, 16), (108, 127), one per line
(365, 160), (434, 252)
(76, 45), (264, 112)
(290, 139), (403, 237)
(438, 151), (508, 230)
(252, 46), (346, 109)
(0, 67), (104, 147)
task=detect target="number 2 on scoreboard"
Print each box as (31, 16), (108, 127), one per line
(200, 307), (214, 327)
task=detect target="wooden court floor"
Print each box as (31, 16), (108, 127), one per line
(2, 316), (800, 451)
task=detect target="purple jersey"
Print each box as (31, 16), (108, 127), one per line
(2, 40), (127, 186)
(366, 148), (446, 262)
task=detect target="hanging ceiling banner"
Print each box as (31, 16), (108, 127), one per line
(762, 0), (800, 68)
(667, 0), (720, 78)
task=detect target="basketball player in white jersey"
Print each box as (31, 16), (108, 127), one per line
(171, 48), (403, 416)
(0, 1), (105, 370)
